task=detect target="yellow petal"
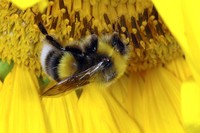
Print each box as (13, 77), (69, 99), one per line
(0, 65), (48, 133)
(152, 0), (200, 130)
(78, 84), (141, 133)
(181, 1), (200, 88)
(181, 79), (200, 132)
(10, 0), (39, 9)
(165, 57), (192, 82)
(42, 93), (82, 133)
(10, 0), (48, 11)
(0, 80), (2, 90)
(110, 66), (185, 133)
(142, 67), (184, 133)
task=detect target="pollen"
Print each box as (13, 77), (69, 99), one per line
(0, 0), (183, 74)
(0, 0), (41, 75)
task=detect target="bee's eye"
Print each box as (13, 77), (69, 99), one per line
(101, 57), (112, 69)
(85, 34), (98, 54)
(111, 33), (126, 55)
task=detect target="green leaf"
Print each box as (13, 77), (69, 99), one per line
(0, 60), (14, 81)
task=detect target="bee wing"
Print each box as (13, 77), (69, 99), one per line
(42, 60), (106, 96)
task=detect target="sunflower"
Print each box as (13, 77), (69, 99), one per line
(0, 0), (198, 133)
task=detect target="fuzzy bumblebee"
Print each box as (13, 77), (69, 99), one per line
(39, 23), (130, 96)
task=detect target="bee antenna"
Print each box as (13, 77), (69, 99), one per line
(126, 42), (130, 46)
(30, 8), (37, 16)
(38, 22), (48, 35)
(30, 8), (43, 28)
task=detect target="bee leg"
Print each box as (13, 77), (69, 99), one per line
(38, 22), (65, 51)
(85, 34), (98, 54)
(110, 32), (126, 55)
(75, 89), (83, 99)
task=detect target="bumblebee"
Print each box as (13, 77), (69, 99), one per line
(39, 23), (130, 96)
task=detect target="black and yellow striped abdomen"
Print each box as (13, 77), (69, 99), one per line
(40, 42), (77, 81)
